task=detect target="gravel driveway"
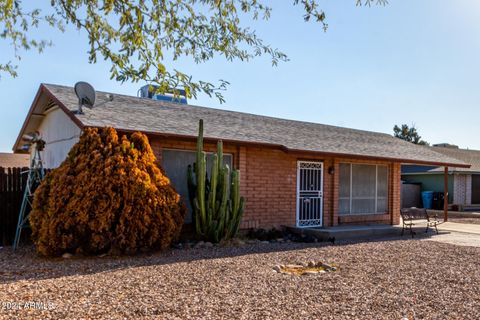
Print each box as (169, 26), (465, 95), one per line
(1, 240), (479, 319)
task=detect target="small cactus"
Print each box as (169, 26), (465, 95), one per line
(187, 119), (245, 242)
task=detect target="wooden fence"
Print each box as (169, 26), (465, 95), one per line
(0, 167), (29, 246)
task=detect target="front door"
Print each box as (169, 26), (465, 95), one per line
(296, 161), (323, 227)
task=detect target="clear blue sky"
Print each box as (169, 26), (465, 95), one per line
(1, 0), (479, 152)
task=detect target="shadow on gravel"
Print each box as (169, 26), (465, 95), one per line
(0, 229), (448, 285)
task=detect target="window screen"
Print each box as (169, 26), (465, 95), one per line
(338, 163), (388, 215)
(351, 164), (376, 214)
(377, 166), (388, 213)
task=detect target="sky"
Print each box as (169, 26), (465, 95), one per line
(1, 0), (479, 152)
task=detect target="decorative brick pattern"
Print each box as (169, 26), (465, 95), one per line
(453, 174), (470, 205)
(466, 175), (472, 205)
(453, 174), (473, 206)
(147, 136), (402, 229)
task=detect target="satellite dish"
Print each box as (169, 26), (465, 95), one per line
(74, 81), (96, 114)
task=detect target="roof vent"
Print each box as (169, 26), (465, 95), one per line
(433, 143), (459, 149)
(138, 85), (188, 104)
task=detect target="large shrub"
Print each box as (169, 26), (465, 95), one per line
(30, 127), (185, 256)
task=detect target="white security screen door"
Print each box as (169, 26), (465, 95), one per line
(296, 161), (323, 227)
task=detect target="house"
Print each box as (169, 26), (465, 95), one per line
(402, 144), (480, 211)
(0, 152), (30, 168)
(13, 84), (469, 228)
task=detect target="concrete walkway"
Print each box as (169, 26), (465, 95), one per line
(289, 221), (480, 247)
(437, 221), (480, 234)
(425, 222), (480, 247)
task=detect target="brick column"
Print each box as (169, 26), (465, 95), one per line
(322, 159), (332, 227)
(238, 146), (247, 197)
(150, 139), (163, 163)
(331, 159), (340, 226)
(389, 162), (401, 225)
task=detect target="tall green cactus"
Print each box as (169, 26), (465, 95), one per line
(187, 119), (245, 242)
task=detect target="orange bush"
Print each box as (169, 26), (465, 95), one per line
(30, 127), (185, 256)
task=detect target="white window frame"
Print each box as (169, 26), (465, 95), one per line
(339, 163), (389, 215)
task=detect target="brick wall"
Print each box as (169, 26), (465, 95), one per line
(148, 136), (402, 229)
(240, 147), (296, 229)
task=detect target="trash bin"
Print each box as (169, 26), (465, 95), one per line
(432, 192), (444, 210)
(421, 191), (434, 209)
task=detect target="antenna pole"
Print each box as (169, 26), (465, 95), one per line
(77, 98), (84, 114)
(13, 140), (45, 251)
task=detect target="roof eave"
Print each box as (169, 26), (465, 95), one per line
(12, 84), (84, 153)
(403, 170), (480, 175)
(12, 85), (44, 152)
(109, 127), (470, 168)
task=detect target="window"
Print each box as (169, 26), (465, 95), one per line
(162, 149), (233, 223)
(339, 163), (388, 215)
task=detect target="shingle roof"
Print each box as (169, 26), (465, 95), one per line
(0, 152), (30, 168)
(36, 84), (468, 167)
(404, 147), (480, 174)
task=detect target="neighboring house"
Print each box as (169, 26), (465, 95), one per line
(402, 144), (480, 210)
(0, 152), (30, 168)
(13, 84), (468, 229)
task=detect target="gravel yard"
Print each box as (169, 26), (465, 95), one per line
(1, 240), (479, 319)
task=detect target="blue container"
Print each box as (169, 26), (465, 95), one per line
(422, 191), (434, 209)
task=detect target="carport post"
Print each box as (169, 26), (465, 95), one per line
(444, 166), (449, 222)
